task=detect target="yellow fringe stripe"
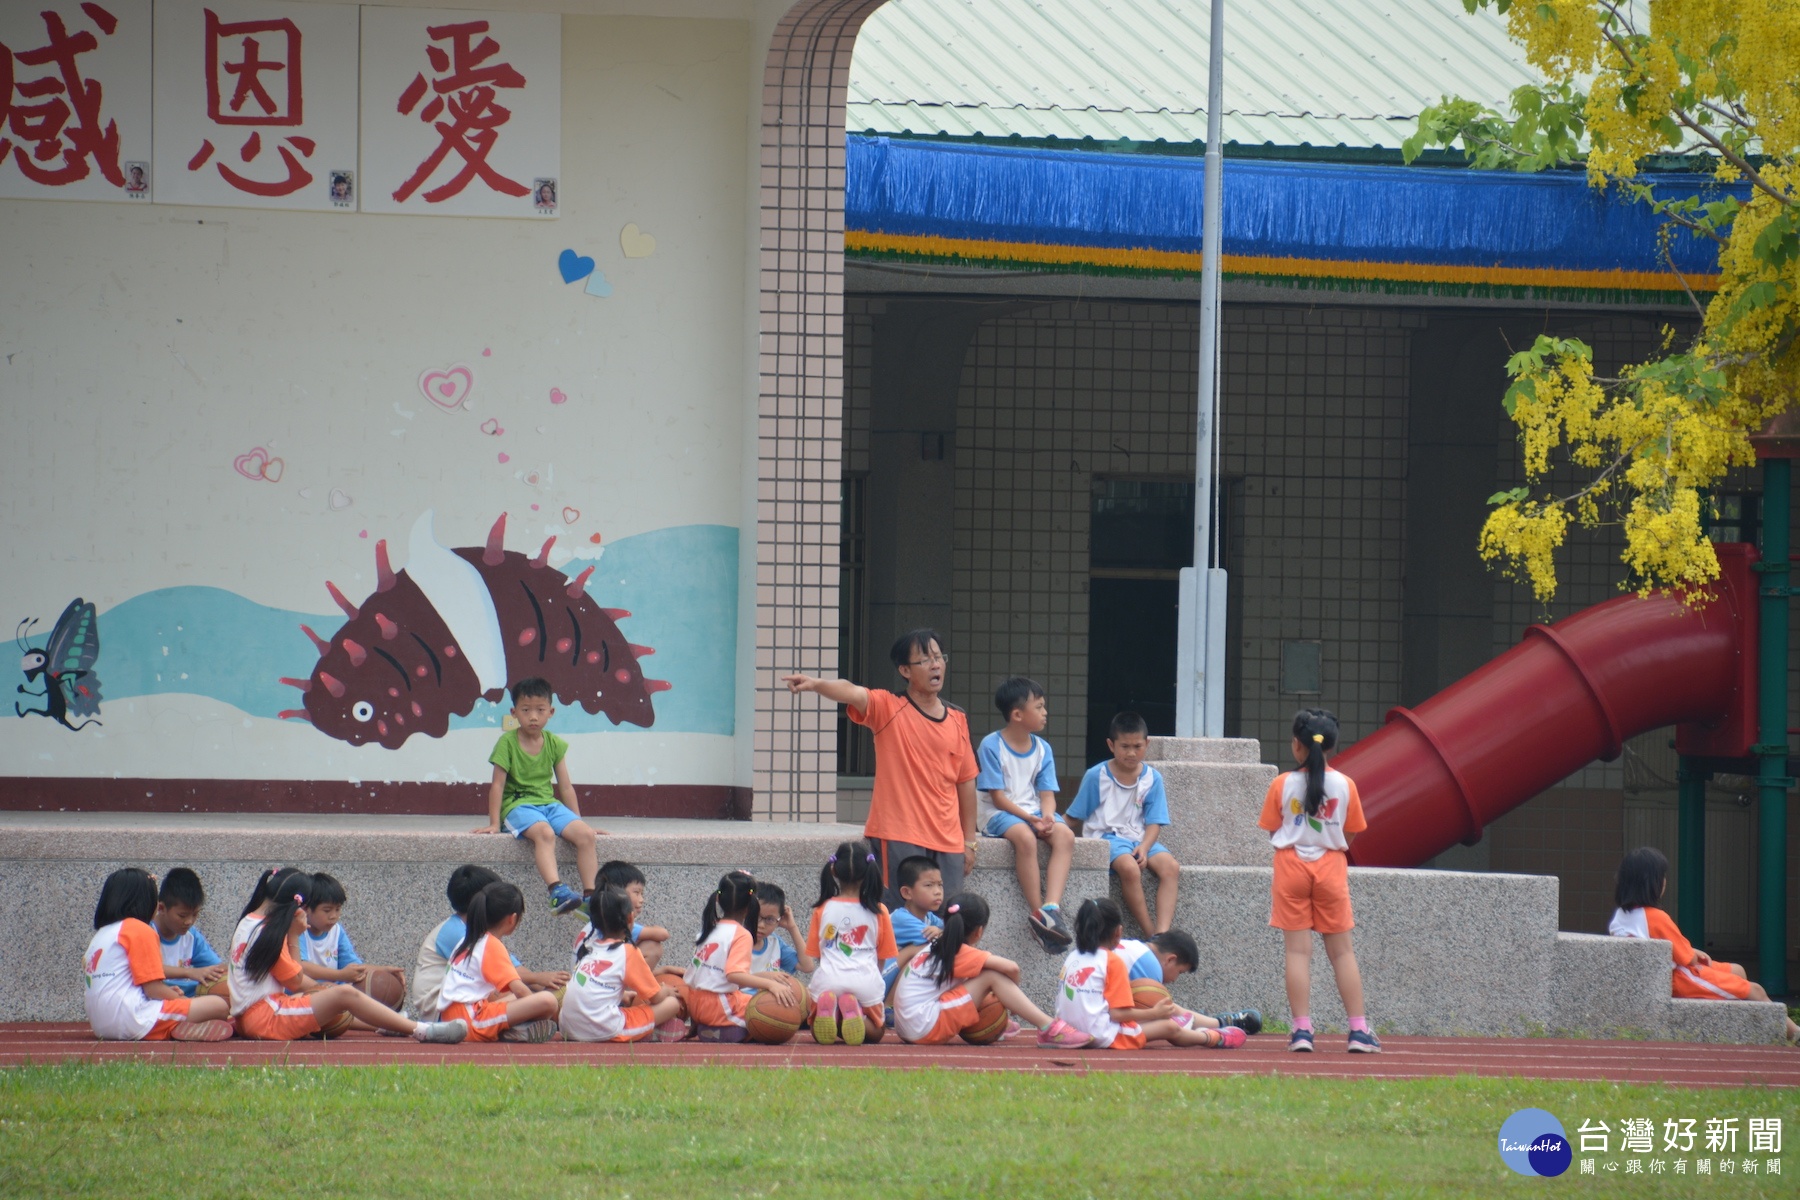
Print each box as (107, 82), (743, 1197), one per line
(844, 230), (1719, 294)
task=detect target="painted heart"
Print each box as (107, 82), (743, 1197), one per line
(497, 452), (510, 464)
(259, 456), (284, 483)
(557, 248), (596, 283)
(297, 487), (313, 499)
(418, 365), (474, 411)
(232, 446), (283, 483)
(480, 418), (503, 436)
(619, 222), (657, 258)
(584, 271), (613, 298)
(329, 488), (352, 510)
(549, 388), (567, 405)
(588, 533), (602, 544)
(525, 471), (541, 485)
(562, 506), (580, 525)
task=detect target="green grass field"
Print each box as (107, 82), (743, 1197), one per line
(0, 1064), (1790, 1198)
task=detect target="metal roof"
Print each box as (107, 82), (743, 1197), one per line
(847, 0), (1543, 151)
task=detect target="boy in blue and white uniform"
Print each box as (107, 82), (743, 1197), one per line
(1115, 928), (1263, 1035)
(152, 868), (226, 1000)
(1067, 710), (1181, 937)
(976, 677), (1077, 952)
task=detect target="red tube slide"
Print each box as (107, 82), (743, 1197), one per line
(1340, 544), (1759, 867)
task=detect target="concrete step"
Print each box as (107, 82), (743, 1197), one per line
(1553, 932), (1789, 1044)
(1148, 761), (1279, 867)
(1147, 737), (1264, 764)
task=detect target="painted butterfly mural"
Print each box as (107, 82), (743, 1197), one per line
(15, 599), (102, 731)
(279, 511), (669, 748)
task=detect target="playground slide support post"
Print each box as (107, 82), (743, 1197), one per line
(1756, 456), (1791, 996)
(1676, 757), (1708, 946)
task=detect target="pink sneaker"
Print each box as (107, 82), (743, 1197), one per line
(810, 992), (838, 1045)
(1035, 1019), (1092, 1050)
(1213, 1025), (1247, 1049)
(998, 1017), (1024, 1041)
(838, 992), (866, 1047)
(1169, 1011), (1195, 1030)
(172, 1018), (234, 1042)
(653, 1015), (691, 1043)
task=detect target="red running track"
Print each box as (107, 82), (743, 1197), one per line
(2, 1025), (1794, 1087)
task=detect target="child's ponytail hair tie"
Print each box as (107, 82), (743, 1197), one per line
(946, 903), (960, 914)
(1311, 733), (1324, 744)
(827, 854), (837, 864)
(865, 853), (876, 864)
(293, 893), (304, 904)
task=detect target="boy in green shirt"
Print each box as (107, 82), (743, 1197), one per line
(473, 677), (606, 913)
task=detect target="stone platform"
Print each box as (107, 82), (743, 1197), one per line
(1, 738), (1787, 1041)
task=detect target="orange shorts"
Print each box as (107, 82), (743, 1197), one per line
(1674, 961), (1754, 1001)
(612, 1005), (657, 1043)
(1104, 1024), (1147, 1051)
(683, 986), (748, 1030)
(144, 998), (193, 1040)
(903, 987), (978, 1045)
(236, 994), (323, 1041)
(1270, 847), (1354, 934)
(441, 998), (513, 1042)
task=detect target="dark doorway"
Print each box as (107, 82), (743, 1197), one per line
(1086, 479), (1192, 766)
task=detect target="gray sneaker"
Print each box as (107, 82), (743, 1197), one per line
(1041, 906), (1073, 944)
(411, 1019), (469, 1044)
(500, 1019), (560, 1043)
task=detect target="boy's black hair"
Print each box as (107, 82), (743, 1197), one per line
(699, 871), (758, 944)
(895, 855), (940, 893)
(243, 869), (315, 983)
(599, 860), (647, 890)
(1614, 846), (1670, 911)
(310, 872), (348, 908)
(817, 839), (885, 912)
(994, 675), (1046, 719)
(457, 881), (526, 961)
(1074, 897), (1124, 955)
(889, 629), (944, 670)
(928, 892), (989, 984)
(1108, 711), (1149, 740)
(446, 864), (501, 915)
(1148, 929), (1200, 972)
(94, 867), (158, 929)
(755, 881), (787, 916)
(1292, 708), (1340, 817)
(157, 867), (205, 910)
(510, 676), (553, 704)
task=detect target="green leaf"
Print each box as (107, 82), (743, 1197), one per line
(1488, 487), (1531, 506)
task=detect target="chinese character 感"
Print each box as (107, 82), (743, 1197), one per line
(1579, 1118), (1611, 1154)
(391, 20), (529, 204)
(0, 3), (125, 186)
(186, 8), (313, 197)
(1621, 1118), (1655, 1153)
(1706, 1117), (1740, 1154)
(1749, 1118), (1782, 1154)
(1664, 1117), (1697, 1153)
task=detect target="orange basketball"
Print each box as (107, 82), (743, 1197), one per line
(745, 975), (810, 1045)
(959, 998), (1009, 1044)
(314, 1011), (355, 1039)
(1131, 979), (1172, 1012)
(368, 970), (405, 1010)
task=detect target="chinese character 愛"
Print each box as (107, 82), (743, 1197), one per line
(391, 19), (528, 204)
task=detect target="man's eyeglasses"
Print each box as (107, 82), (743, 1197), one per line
(907, 653), (949, 666)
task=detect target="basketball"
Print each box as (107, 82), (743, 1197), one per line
(959, 998), (1009, 1044)
(368, 968), (405, 1010)
(1131, 979), (1172, 1012)
(745, 975), (810, 1045)
(314, 1011), (354, 1039)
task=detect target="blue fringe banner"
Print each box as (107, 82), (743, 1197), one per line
(844, 135), (1743, 291)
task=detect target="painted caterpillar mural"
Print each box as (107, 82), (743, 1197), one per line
(279, 511), (668, 748)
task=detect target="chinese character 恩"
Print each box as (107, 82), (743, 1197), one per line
(391, 19), (528, 204)
(185, 7), (313, 197)
(0, 4), (125, 187)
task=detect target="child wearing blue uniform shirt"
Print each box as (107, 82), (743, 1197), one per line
(976, 677), (1077, 952)
(1066, 711), (1181, 936)
(1114, 929), (1262, 1035)
(299, 872), (407, 1011)
(883, 856), (945, 997)
(598, 861), (672, 970)
(152, 868), (225, 999)
(411, 864), (570, 1019)
(748, 882), (813, 977)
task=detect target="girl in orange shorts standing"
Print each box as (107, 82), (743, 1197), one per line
(1609, 846), (1800, 1042)
(230, 867), (468, 1044)
(1258, 709), (1379, 1053)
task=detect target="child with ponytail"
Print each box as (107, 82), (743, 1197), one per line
(230, 867), (468, 1043)
(1055, 898), (1245, 1050)
(684, 871), (801, 1042)
(440, 880), (562, 1042)
(561, 888), (684, 1042)
(891, 892), (1091, 1048)
(806, 840), (899, 1045)
(1258, 709), (1378, 1053)
(84, 868), (234, 1042)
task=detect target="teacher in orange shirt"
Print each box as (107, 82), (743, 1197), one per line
(783, 629), (979, 906)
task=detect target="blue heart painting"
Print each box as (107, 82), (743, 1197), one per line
(584, 271), (613, 298)
(558, 249), (596, 284)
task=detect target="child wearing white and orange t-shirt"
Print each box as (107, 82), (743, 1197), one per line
(683, 872), (800, 1042)
(1054, 899), (1244, 1050)
(806, 840), (900, 1046)
(440, 881), (562, 1042)
(561, 888), (683, 1042)
(1258, 709), (1378, 1054)
(891, 892), (1090, 1048)
(230, 867), (467, 1044)
(84, 868), (233, 1042)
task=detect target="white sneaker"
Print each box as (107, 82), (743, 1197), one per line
(411, 1019), (469, 1043)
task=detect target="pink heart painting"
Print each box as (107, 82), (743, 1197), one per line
(418, 365), (474, 411)
(549, 388), (567, 405)
(233, 446), (284, 483)
(562, 506), (580, 525)
(480, 418), (504, 436)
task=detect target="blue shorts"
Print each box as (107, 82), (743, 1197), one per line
(984, 810), (1066, 838)
(1100, 835), (1173, 866)
(503, 801), (581, 838)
